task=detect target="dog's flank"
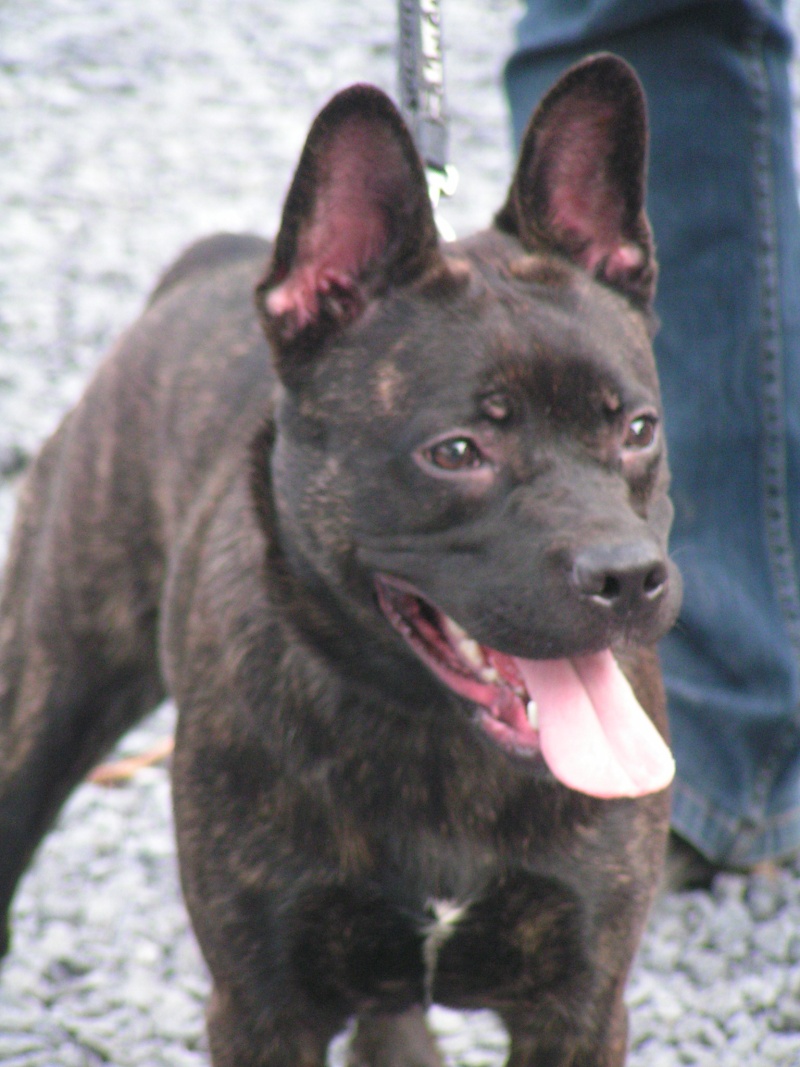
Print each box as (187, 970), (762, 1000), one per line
(0, 56), (679, 1066)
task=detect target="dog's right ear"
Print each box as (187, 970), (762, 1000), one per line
(256, 85), (441, 385)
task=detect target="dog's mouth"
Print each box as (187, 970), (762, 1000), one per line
(375, 575), (674, 799)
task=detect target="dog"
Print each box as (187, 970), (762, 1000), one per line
(0, 55), (680, 1066)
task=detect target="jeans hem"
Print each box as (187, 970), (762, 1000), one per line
(672, 776), (800, 866)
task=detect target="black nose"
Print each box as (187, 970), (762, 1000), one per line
(572, 541), (668, 612)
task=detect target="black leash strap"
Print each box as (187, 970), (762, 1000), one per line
(398, 0), (447, 171)
(398, 0), (458, 229)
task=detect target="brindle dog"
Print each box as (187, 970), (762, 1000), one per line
(0, 56), (680, 1067)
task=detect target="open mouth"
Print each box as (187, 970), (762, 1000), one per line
(375, 576), (541, 755)
(375, 575), (675, 800)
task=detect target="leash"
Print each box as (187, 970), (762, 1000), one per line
(398, 0), (458, 239)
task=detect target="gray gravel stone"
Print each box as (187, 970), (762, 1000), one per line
(1, 1), (800, 1065)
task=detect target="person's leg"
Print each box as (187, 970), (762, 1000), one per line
(505, 1), (800, 868)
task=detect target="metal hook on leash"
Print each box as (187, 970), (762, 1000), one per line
(426, 164), (459, 241)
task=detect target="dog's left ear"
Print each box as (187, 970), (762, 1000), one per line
(257, 84), (441, 382)
(497, 54), (655, 308)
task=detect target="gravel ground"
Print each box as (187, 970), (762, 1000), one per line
(1, 2), (800, 1065)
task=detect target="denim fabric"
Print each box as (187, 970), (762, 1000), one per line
(505, 0), (800, 864)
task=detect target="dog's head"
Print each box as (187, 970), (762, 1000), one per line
(255, 55), (680, 799)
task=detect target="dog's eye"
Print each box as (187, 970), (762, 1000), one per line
(426, 437), (484, 471)
(624, 414), (658, 451)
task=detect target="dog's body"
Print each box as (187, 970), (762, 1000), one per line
(0, 58), (680, 1066)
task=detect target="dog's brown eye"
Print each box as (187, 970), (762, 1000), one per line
(624, 414), (657, 451)
(427, 437), (484, 471)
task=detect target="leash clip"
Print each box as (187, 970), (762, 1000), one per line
(426, 164), (459, 242)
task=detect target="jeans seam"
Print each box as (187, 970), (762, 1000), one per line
(745, 29), (800, 696)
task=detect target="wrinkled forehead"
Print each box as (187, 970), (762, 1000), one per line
(476, 267), (659, 411)
(370, 249), (658, 410)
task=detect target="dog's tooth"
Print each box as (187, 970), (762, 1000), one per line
(479, 666), (500, 684)
(442, 614), (486, 669)
(442, 614), (470, 644)
(458, 637), (485, 668)
(526, 700), (539, 729)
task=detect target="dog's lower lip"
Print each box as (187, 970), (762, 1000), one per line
(374, 575), (542, 757)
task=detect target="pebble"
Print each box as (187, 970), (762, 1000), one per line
(1, 1), (800, 1065)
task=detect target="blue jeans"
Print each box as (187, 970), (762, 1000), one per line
(505, 0), (800, 866)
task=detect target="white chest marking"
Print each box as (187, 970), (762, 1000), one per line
(423, 898), (466, 1005)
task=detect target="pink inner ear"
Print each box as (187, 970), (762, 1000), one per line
(540, 103), (642, 276)
(267, 121), (401, 328)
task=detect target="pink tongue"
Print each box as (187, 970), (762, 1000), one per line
(515, 650), (675, 798)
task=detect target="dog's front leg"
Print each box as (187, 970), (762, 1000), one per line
(207, 983), (344, 1067)
(503, 981), (629, 1067)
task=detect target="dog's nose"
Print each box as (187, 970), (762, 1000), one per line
(572, 541), (668, 612)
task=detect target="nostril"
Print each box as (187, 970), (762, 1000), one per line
(643, 561), (668, 598)
(598, 573), (621, 603)
(573, 557), (623, 604)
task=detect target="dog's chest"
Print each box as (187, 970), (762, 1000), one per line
(291, 855), (587, 1015)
